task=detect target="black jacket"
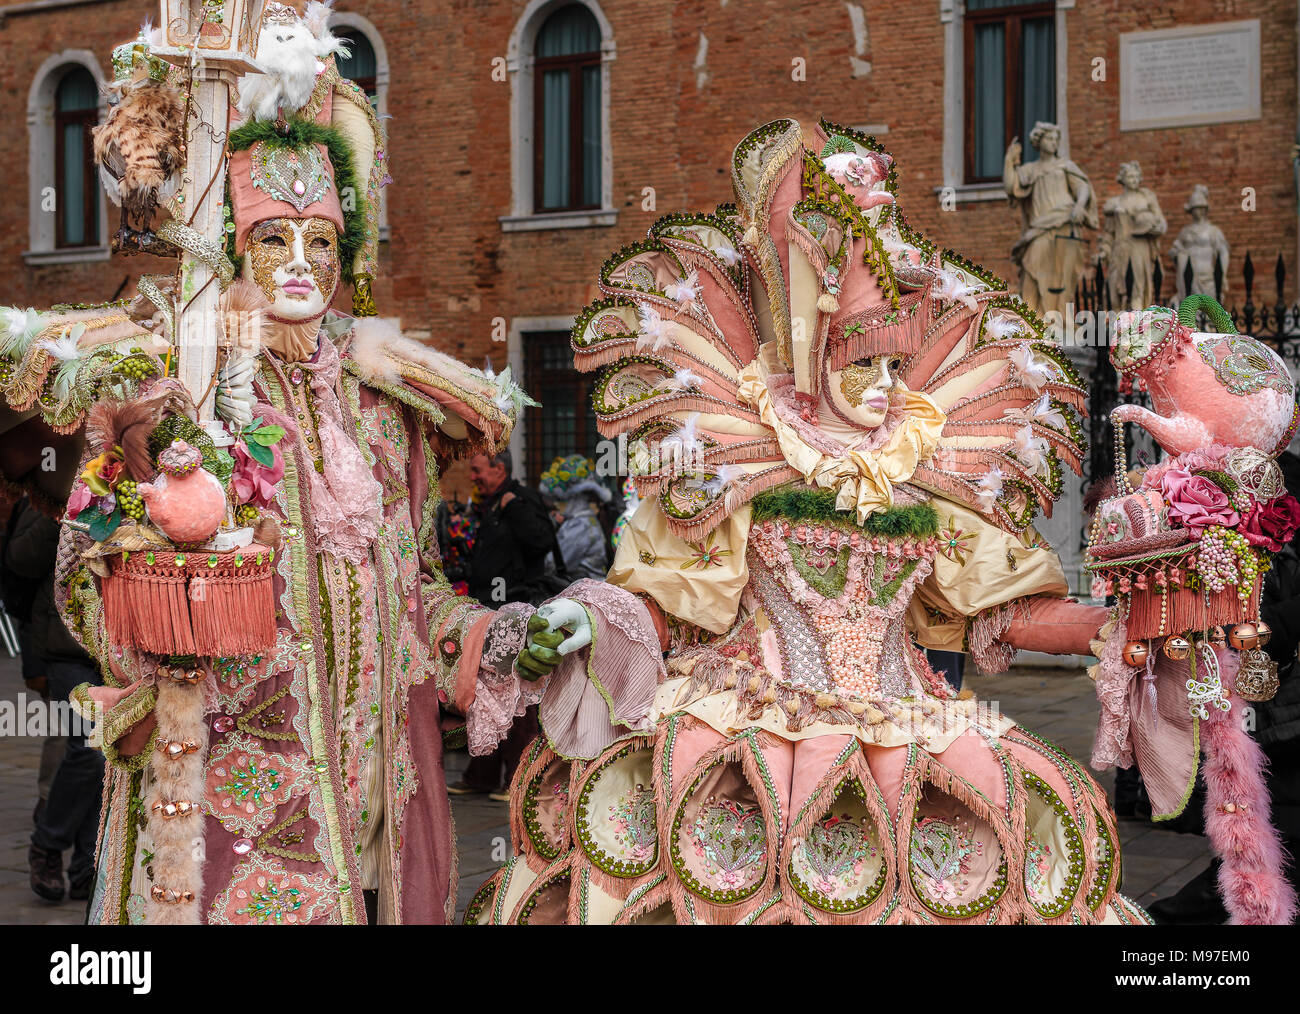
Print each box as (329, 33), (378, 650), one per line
(467, 479), (566, 606)
(2, 500), (89, 673)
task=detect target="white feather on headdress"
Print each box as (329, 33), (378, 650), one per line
(1003, 393), (1068, 433)
(1011, 425), (1052, 479)
(1007, 343), (1057, 393)
(932, 268), (983, 310)
(40, 324), (86, 402)
(635, 305), (675, 353)
(983, 314), (1028, 342)
(974, 467), (1005, 511)
(663, 270), (701, 310)
(652, 368), (703, 394)
(713, 242), (741, 266)
(701, 463), (743, 502)
(658, 413), (703, 473)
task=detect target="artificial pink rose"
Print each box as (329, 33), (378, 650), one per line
(1159, 467), (1239, 531)
(231, 440), (285, 508)
(1239, 494), (1300, 553)
(65, 482), (93, 521)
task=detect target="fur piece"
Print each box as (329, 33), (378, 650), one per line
(93, 81), (185, 224)
(1202, 650), (1297, 925)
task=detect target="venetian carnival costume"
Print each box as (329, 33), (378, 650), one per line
(0, 6), (565, 925)
(472, 118), (1150, 926)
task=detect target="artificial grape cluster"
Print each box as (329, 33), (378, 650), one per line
(235, 503), (259, 527)
(115, 351), (157, 382)
(1194, 524), (1259, 601)
(116, 479), (145, 521)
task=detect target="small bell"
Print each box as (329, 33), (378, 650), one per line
(1254, 621), (1272, 648)
(1208, 626), (1227, 649)
(1163, 636), (1191, 661)
(1122, 641), (1149, 667)
(1228, 623), (1259, 651)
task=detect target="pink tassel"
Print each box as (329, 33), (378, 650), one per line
(1201, 649), (1297, 925)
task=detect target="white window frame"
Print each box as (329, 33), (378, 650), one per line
(328, 11), (391, 243)
(500, 0), (618, 233)
(937, 0), (1073, 205)
(25, 50), (110, 265)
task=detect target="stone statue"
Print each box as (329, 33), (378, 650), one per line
(1098, 161), (1167, 311)
(1003, 121), (1098, 320)
(1168, 184), (1230, 301)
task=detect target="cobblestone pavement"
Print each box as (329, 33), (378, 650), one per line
(0, 656), (1210, 924)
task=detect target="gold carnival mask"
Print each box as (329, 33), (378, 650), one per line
(838, 355), (900, 407)
(246, 217), (340, 320)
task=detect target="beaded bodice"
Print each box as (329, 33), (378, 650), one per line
(744, 516), (940, 701)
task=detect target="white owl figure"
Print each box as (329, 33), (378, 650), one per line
(236, 1), (349, 122)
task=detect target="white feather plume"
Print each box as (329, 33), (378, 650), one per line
(1003, 393), (1068, 433)
(701, 463), (743, 503)
(1007, 343), (1057, 393)
(974, 467), (1005, 511)
(0, 307), (45, 359)
(658, 413), (703, 473)
(932, 269), (983, 310)
(635, 305), (675, 353)
(713, 242), (741, 266)
(663, 270), (701, 310)
(652, 368), (703, 394)
(1011, 425), (1052, 479)
(983, 314), (1028, 342)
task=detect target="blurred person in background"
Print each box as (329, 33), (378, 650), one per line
(449, 449), (565, 799)
(2, 497), (103, 903)
(540, 455), (611, 582)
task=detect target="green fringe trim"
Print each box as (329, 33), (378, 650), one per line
(227, 117), (367, 284)
(751, 486), (939, 537)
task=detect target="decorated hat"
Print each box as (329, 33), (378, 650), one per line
(224, 1), (392, 309)
(229, 127), (345, 256)
(539, 455), (612, 504)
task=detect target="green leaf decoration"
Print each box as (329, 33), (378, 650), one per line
(86, 507), (123, 543)
(245, 440), (274, 468)
(249, 424), (285, 446)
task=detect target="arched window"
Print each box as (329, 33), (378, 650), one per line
(336, 29), (378, 107)
(27, 53), (107, 263)
(534, 5), (601, 212)
(54, 67), (100, 248)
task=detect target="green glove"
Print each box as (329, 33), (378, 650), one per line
(515, 614), (567, 681)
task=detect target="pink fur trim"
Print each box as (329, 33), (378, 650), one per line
(1201, 649), (1297, 925)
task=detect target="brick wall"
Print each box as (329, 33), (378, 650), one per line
(1, 0), (1294, 371)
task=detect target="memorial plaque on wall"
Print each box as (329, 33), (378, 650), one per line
(1120, 20), (1261, 132)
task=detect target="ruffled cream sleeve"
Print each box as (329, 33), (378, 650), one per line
(606, 496), (752, 635)
(908, 499), (1068, 655)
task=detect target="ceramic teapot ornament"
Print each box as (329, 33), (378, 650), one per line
(137, 439), (227, 547)
(1109, 296), (1297, 457)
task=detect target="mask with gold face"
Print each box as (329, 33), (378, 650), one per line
(245, 217), (340, 323)
(826, 355), (900, 429)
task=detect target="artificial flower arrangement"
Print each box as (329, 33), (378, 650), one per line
(0, 298), (290, 659)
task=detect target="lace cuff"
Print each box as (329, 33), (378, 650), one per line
(539, 578), (666, 760)
(464, 602), (544, 756)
